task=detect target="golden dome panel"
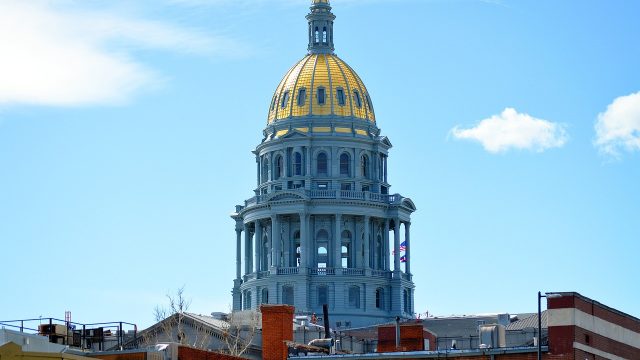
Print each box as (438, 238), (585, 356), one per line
(268, 54), (375, 124)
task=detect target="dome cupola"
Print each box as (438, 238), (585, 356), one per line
(267, 0), (375, 124)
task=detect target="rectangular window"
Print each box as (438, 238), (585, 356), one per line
(353, 90), (362, 108)
(341, 183), (352, 191)
(318, 286), (327, 306)
(348, 287), (360, 308)
(362, 185), (370, 192)
(317, 182), (328, 190)
(281, 91), (290, 108)
(336, 88), (345, 106)
(297, 88), (307, 106)
(317, 87), (326, 105)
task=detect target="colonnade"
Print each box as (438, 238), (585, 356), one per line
(234, 213), (411, 281)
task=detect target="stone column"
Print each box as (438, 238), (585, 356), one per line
(244, 223), (252, 275)
(299, 213), (308, 268)
(255, 220), (262, 272)
(256, 157), (261, 186)
(235, 227), (242, 279)
(404, 222), (411, 275)
(266, 224), (273, 268)
(305, 147), (311, 176)
(334, 213), (342, 269)
(284, 217), (291, 267)
(383, 219), (390, 271)
(271, 215), (280, 268)
(353, 217), (360, 268)
(393, 219), (401, 272)
(363, 216), (370, 269)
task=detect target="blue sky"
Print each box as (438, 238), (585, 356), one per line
(1, 0), (639, 329)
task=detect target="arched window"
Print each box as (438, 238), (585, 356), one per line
(294, 152), (302, 176)
(316, 229), (329, 269)
(317, 152), (328, 175)
(353, 90), (362, 108)
(294, 231), (301, 267)
(375, 288), (384, 309)
(340, 153), (350, 176)
(275, 155), (283, 179)
(283, 285), (294, 305)
(244, 291), (252, 310)
(341, 230), (351, 268)
(261, 288), (269, 304)
(317, 285), (328, 306)
(322, 27), (327, 43)
(360, 154), (368, 178)
(314, 27), (319, 43)
(348, 286), (360, 308)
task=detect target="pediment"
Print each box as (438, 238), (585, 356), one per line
(378, 136), (393, 147)
(265, 191), (308, 202)
(402, 198), (417, 211)
(281, 130), (310, 139)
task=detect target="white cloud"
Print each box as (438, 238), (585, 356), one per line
(0, 1), (241, 107)
(595, 91), (640, 157)
(451, 108), (568, 153)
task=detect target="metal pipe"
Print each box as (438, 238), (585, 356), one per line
(323, 304), (330, 339)
(537, 291), (542, 360)
(395, 316), (400, 349)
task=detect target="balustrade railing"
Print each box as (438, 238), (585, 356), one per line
(310, 267), (336, 276)
(277, 267), (300, 275)
(243, 189), (404, 208)
(244, 268), (401, 279)
(308, 189), (336, 198)
(341, 268), (364, 276)
(371, 269), (391, 278)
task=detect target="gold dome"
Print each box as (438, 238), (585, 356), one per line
(267, 53), (375, 124)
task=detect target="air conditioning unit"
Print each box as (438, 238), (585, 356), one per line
(39, 324), (67, 337)
(478, 324), (506, 348)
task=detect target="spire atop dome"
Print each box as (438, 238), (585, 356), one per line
(306, 0), (336, 54)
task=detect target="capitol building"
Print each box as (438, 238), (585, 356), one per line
(231, 0), (416, 328)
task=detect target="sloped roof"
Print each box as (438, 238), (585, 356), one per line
(506, 311), (547, 331)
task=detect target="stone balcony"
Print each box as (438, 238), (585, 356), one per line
(241, 267), (414, 282)
(242, 189), (409, 209)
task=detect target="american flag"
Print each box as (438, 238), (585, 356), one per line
(400, 255), (407, 263)
(392, 241), (407, 255)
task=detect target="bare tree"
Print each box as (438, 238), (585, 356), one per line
(153, 286), (191, 345)
(221, 309), (260, 357)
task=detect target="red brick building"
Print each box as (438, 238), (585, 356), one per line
(263, 292), (640, 360)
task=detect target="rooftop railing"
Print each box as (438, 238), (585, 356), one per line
(243, 189), (403, 208)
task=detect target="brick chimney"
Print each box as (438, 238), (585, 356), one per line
(260, 305), (294, 360)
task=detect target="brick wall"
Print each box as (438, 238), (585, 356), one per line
(260, 305), (294, 360)
(430, 354), (569, 360)
(177, 345), (243, 360)
(377, 323), (424, 352)
(547, 292), (640, 359)
(89, 353), (146, 360)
